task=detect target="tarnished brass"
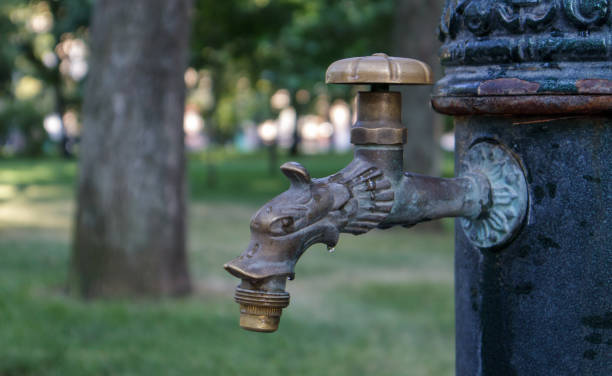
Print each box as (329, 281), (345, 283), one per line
(355, 91), (402, 126)
(351, 91), (405, 145)
(325, 53), (433, 85)
(350, 127), (406, 145)
(234, 287), (289, 332)
(224, 54), (527, 332)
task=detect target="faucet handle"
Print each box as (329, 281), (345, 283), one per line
(325, 53), (433, 86)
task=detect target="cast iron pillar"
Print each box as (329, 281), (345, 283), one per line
(432, 1), (611, 375)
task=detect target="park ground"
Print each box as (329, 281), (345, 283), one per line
(0, 152), (455, 376)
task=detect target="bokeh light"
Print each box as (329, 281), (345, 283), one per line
(257, 119), (278, 144)
(270, 89), (290, 110)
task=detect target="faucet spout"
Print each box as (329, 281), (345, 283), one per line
(224, 158), (396, 332)
(229, 276), (290, 333)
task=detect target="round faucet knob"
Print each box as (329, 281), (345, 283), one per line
(325, 53), (433, 85)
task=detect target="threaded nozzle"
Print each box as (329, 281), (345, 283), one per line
(234, 287), (290, 332)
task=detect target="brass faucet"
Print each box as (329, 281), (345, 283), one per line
(224, 53), (528, 332)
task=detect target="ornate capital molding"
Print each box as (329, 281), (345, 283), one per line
(440, 0), (610, 40)
(438, 0), (611, 65)
(433, 0), (612, 114)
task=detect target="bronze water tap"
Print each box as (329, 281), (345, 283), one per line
(224, 53), (528, 332)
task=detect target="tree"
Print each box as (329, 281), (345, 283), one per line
(72, 0), (192, 297)
(190, 0), (395, 145)
(45, 0), (90, 157)
(392, 0), (443, 176)
(0, 0), (90, 157)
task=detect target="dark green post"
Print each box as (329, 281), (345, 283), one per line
(432, 1), (611, 375)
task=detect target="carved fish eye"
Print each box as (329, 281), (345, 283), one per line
(281, 217), (293, 227)
(270, 216), (295, 236)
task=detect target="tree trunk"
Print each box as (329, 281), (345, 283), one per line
(72, 0), (192, 297)
(392, 0), (443, 176)
(392, 0), (444, 231)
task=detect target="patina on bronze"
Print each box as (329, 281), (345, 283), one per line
(224, 54), (529, 333)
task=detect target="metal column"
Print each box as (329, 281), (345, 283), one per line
(432, 1), (612, 374)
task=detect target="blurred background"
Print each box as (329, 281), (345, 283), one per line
(0, 0), (457, 374)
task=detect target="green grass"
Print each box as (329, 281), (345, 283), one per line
(0, 153), (455, 375)
(0, 149), (454, 204)
(188, 149), (355, 202)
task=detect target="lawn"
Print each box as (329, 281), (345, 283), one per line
(0, 152), (455, 376)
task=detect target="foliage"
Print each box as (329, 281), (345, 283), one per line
(0, 0), (397, 150)
(0, 0), (91, 156)
(0, 99), (46, 155)
(0, 2), (18, 96)
(186, 0), (394, 141)
(192, 0), (394, 88)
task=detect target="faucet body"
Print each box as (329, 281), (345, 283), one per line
(225, 53), (527, 332)
(224, 89), (500, 332)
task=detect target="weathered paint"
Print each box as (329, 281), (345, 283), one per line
(576, 79), (612, 94)
(477, 78), (540, 96)
(453, 115), (611, 375)
(432, 95), (612, 115)
(434, 1), (612, 374)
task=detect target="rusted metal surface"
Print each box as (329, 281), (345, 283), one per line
(477, 78), (540, 96)
(434, 0), (612, 115)
(432, 95), (612, 116)
(576, 79), (612, 94)
(434, 62), (612, 98)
